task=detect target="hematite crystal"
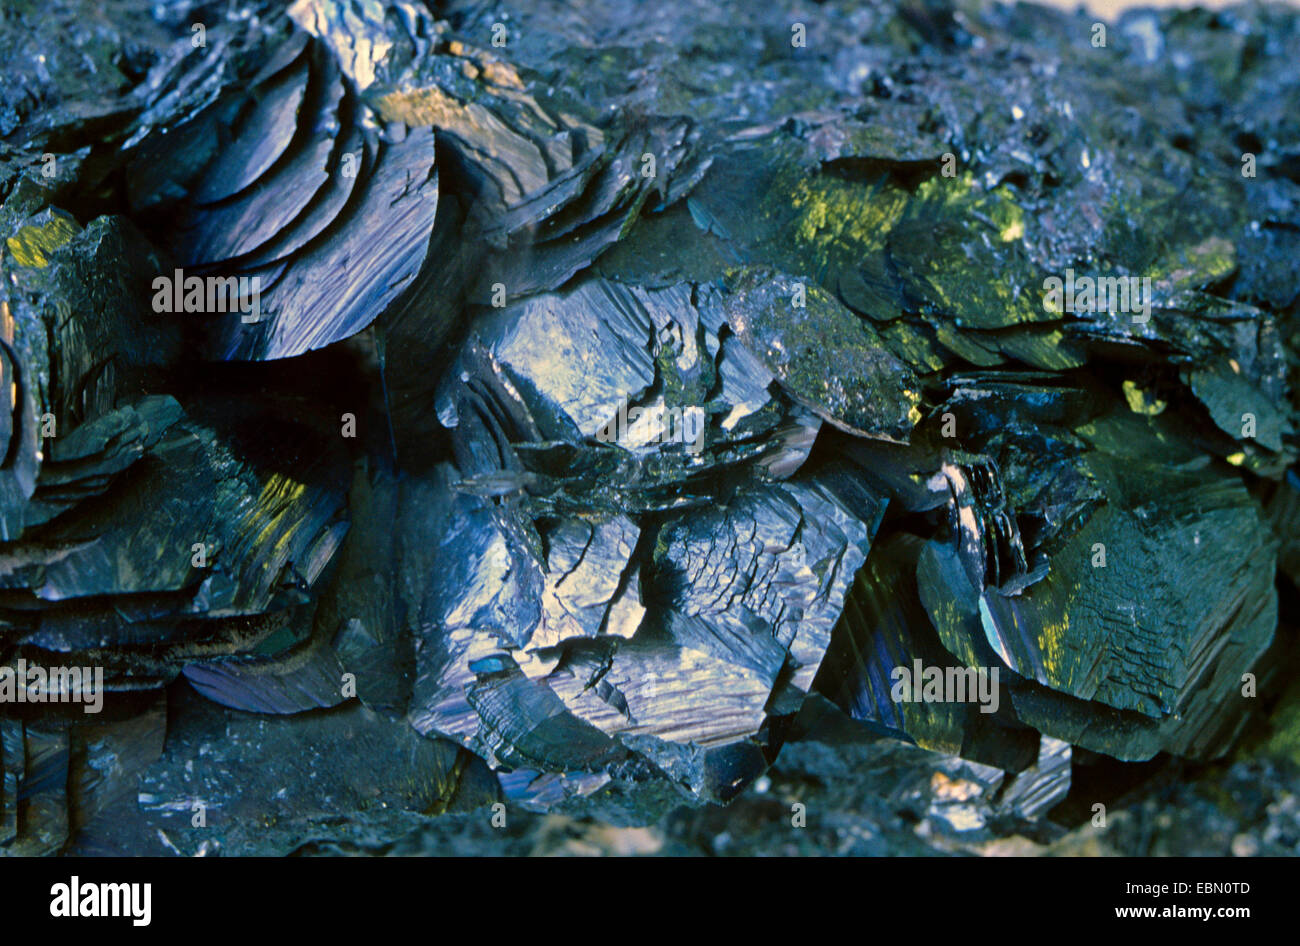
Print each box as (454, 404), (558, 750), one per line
(0, 0), (1296, 856)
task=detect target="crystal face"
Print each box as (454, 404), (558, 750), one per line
(0, 0), (1297, 857)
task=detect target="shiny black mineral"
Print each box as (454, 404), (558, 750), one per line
(0, 0), (1299, 856)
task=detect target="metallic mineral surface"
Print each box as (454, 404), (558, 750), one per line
(0, 0), (1298, 856)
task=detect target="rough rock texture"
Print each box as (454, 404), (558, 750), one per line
(0, 0), (1297, 855)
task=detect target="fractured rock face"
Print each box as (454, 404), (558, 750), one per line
(1, 0), (1299, 855)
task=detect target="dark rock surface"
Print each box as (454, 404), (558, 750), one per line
(0, 0), (1297, 855)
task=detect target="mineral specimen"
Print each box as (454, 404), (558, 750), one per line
(0, 0), (1297, 856)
